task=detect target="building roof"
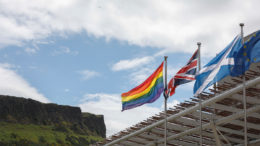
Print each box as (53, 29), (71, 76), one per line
(99, 33), (260, 146)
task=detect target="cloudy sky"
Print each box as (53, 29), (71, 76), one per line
(0, 0), (259, 136)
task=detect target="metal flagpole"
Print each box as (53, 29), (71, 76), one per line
(240, 23), (247, 146)
(164, 56), (168, 146)
(197, 42), (202, 146)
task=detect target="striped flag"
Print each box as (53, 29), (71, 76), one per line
(121, 62), (164, 111)
(193, 35), (242, 96)
(167, 49), (198, 96)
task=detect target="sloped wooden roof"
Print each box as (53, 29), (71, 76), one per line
(98, 61), (260, 146)
(98, 29), (260, 146)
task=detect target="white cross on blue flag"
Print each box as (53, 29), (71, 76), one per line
(193, 35), (242, 96)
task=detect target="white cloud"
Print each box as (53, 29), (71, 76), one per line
(28, 66), (38, 70)
(0, 64), (49, 103)
(112, 56), (154, 71)
(78, 70), (100, 80)
(166, 100), (180, 109)
(160, 99), (179, 110)
(24, 41), (40, 54)
(128, 67), (152, 85)
(79, 93), (161, 136)
(25, 47), (37, 54)
(1, 0), (260, 56)
(177, 81), (195, 91)
(64, 89), (70, 92)
(112, 56), (157, 86)
(52, 47), (78, 56)
(167, 65), (179, 79)
(0, 63), (19, 69)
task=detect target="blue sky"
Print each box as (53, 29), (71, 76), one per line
(0, 30), (194, 106)
(0, 0), (260, 136)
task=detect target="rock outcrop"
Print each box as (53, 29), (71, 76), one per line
(0, 95), (106, 138)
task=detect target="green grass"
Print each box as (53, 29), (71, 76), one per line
(0, 122), (103, 145)
(82, 112), (103, 118)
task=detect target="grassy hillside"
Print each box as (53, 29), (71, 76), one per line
(0, 122), (103, 146)
(0, 95), (106, 146)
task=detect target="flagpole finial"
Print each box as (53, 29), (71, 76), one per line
(164, 56), (168, 60)
(197, 42), (201, 71)
(239, 23), (245, 44)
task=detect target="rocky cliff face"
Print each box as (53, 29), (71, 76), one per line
(0, 95), (106, 138)
(82, 113), (106, 138)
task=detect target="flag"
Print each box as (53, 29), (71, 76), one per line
(121, 62), (164, 111)
(231, 30), (260, 76)
(193, 35), (242, 96)
(167, 49), (198, 96)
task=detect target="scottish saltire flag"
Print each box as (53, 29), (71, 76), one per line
(231, 30), (260, 76)
(121, 62), (164, 111)
(194, 35), (242, 96)
(167, 49), (198, 96)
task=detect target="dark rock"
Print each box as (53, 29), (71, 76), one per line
(82, 112), (106, 138)
(0, 95), (106, 138)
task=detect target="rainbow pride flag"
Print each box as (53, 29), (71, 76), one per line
(121, 62), (164, 111)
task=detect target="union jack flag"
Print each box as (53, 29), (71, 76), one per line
(167, 49), (199, 96)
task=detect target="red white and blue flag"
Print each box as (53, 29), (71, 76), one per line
(167, 49), (199, 96)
